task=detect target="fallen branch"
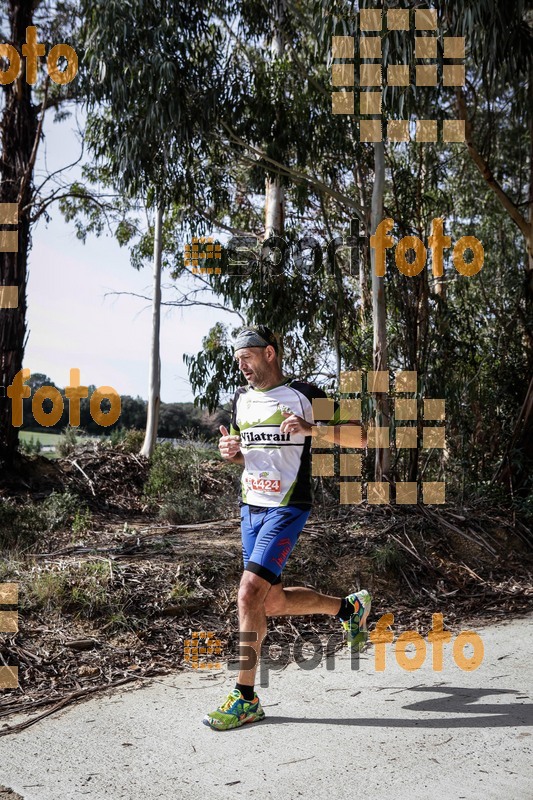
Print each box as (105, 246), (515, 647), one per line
(0, 676), (140, 737)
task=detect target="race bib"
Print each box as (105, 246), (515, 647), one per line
(245, 470), (282, 494)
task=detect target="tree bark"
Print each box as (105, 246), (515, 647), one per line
(0, 0), (39, 470)
(264, 0), (286, 241)
(264, 177), (285, 239)
(140, 202), (163, 458)
(369, 141), (390, 482)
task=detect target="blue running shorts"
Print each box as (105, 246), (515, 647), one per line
(240, 504), (311, 585)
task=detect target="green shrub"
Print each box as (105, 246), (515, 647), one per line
(0, 501), (45, 551)
(23, 561), (120, 622)
(19, 435), (42, 456)
(158, 488), (211, 523)
(145, 440), (206, 499)
(120, 428), (145, 453)
(144, 439), (225, 523)
(109, 427), (125, 446)
(41, 491), (82, 531)
(57, 426), (79, 457)
(72, 507), (92, 534)
(370, 541), (406, 576)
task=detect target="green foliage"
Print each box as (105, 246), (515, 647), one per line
(0, 502), (45, 552)
(143, 438), (237, 523)
(22, 561), (122, 622)
(144, 441), (206, 500)
(19, 435), (42, 456)
(72, 508), (93, 534)
(0, 490), (89, 552)
(158, 489), (212, 524)
(370, 542), (407, 576)
(120, 428), (146, 453)
(79, 0), (230, 211)
(41, 491), (87, 531)
(57, 426), (79, 457)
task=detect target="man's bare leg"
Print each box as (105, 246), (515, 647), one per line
(236, 571), (272, 688)
(264, 583), (341, 617)
(236, 576), (343, 687)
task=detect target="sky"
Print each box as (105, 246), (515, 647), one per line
(24, 106), (237, 404)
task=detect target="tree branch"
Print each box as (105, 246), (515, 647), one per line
(456, 87), (531, 247)
(220, 121), (365, 220)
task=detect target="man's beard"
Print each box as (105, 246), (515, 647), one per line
(247, 367), (265, 388)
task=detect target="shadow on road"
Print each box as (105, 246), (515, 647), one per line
(259, 687), (533, 728)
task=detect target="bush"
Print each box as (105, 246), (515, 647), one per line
(370, 542), (406, 576)
(57, 426), (79, 457)
(0, 491), (92, 552)
(72, 507), (92, 534)
(144, 438), (230, 523)
(41, 491), (84, 531)
(19, 435), (42, 456)
(0, 501), (45, 551)
(158, 488), (212, 524)
(22, 561), (121, 622)
(121, 428), (145, 453)
(144, 440), (206, 500)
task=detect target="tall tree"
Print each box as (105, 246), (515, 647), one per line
(0, 0), (79, 469)
(80, 0), (229, 456)
(441, 0), (533, 487)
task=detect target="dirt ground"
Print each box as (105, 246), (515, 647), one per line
(1, 448), (532, 743)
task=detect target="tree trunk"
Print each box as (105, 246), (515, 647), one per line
(264, 0), (286, 240)
(0, 0), (39, 470)
(140, 202), (163, 458)
(369, 141), (390, 482)
(265, 178), (285, 238)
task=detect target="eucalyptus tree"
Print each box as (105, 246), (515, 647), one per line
(438, 0), (533, 489)
(183, 0), (373, 411)
(79, 0), (230, 456)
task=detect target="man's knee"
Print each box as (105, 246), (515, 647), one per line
(238, 572), (270, 610)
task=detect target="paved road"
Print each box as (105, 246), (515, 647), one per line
(0, 615), (532, 800)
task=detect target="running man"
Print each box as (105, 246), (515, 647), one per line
(203, 325), (371, 731)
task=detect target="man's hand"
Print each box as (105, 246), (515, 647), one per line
(279, 411), (313, 436)
(219, 425), (242, 460)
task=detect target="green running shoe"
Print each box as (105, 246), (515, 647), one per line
(341, 589), (372, 650)
(203, 689), (266, 731)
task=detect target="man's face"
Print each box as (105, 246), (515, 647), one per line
(234, 347), (271, 387)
